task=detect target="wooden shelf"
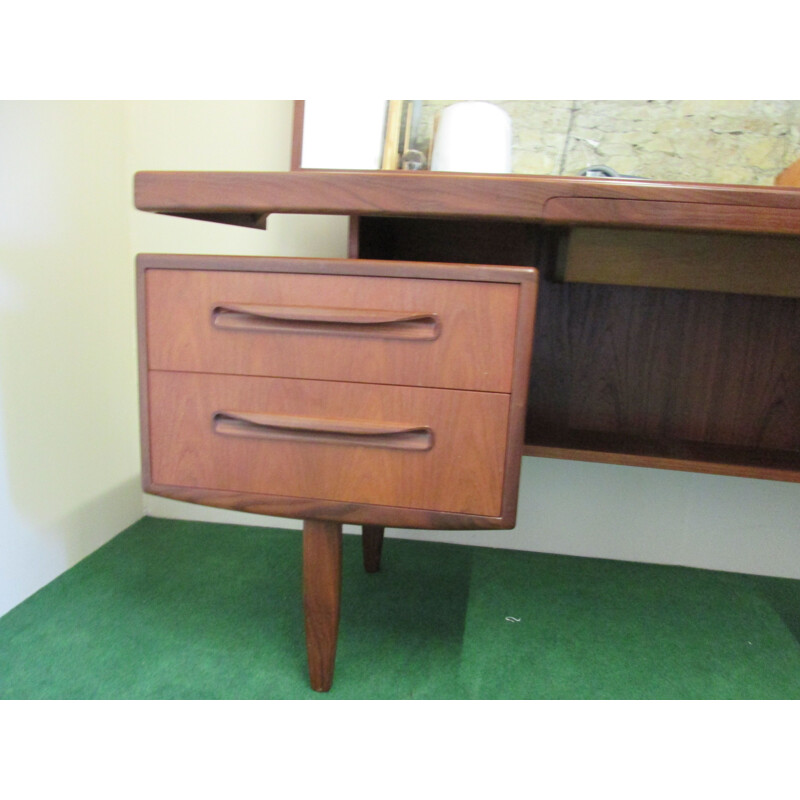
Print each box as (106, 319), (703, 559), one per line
(525, 430), (800, 482)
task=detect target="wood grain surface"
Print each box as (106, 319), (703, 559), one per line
(134, 170), (800, 235)
(141, 484), (517, 530)
(561, 227), (800, 298)
(351, 216), (800, 481)
(148, 371), (511, 517)
(303, 519), (342, 692)
(526, 279), (800, 455)
(524, 433), (800, 482)
(361, 525), (384, 573)
(145, 267), (519, 392)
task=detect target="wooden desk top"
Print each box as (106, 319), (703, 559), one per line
(134, 170), (800, 236)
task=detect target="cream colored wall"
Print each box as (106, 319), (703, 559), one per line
(127, 101), (349, 529)
(0, 101), (349, 617)
(2, 101), (799, 622)
(0, 102), (142, 616)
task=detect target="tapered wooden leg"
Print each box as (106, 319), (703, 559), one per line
(362, 525), (385, 573)
(303, 519), (343, 692)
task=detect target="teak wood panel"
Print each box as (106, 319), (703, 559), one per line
(526, 279), (800, 453)
(541, 196), (800, 235)
(302, 519), (342, 692)
(561, 227), (800, 298)
(357, 217), (542, 269)
(145, 269), (519, 393)
(525, 430), (800, 482)
(134, 171), (800, 236)
(141, 485), (518, 530)
(147, 371), (511, 517)
(353, 216), (800, 481)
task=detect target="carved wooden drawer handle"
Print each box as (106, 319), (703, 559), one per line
(212, 304), (440, 340)
(213, 411), (434, 451)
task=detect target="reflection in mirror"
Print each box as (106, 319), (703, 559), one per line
(297, 100), (800, 187)
(415, 101), (800, 186)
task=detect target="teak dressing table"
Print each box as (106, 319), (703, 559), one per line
(135, 167), (800, 691)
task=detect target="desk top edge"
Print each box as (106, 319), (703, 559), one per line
(134, 170), (800, 235)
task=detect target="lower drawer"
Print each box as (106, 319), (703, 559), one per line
(147, 371), (511, 517)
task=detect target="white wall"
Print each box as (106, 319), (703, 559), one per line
(0, 102), (142, 616)
(397, 459), (800, 580)
(2, 101), (799, 621)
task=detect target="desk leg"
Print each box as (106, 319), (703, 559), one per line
(303, 519), (342, 692)
(362, 525), (384, 573)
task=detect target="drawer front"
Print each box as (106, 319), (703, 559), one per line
(147, 371), (511, 517)
(145, 269), (520, 392)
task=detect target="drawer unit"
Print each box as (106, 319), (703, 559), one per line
(138, 254), (539, 530)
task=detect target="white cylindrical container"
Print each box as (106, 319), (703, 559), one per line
(430, 102), (512, 173)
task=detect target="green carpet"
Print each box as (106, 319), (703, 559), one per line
(2, 516), (799, 699)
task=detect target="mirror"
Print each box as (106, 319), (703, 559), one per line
(294, 100), (800, 187)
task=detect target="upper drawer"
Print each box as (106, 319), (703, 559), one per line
(144, 267), (520, 392)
